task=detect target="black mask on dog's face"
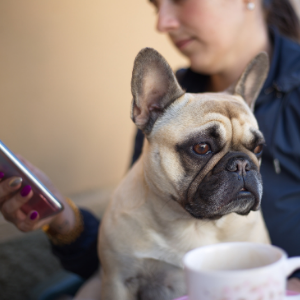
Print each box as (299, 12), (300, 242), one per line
(185, 151), (263, 220)
(175, 120), (265, 220)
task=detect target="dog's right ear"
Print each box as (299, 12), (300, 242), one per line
(233, 52), (269, 111)
(131, 48), (184, 134)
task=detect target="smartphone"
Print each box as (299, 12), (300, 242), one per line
(0, 140), (64, 219)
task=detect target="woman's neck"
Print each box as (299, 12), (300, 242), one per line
(206, 24), (272, 93)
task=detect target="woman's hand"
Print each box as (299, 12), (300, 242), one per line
(0, 156), (76, 234)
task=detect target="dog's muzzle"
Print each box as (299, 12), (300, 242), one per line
(184, 152), (262, 220)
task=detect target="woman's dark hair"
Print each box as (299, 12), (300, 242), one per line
(264, 0), (300, 42)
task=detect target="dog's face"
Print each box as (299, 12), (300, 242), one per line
(131, 48), (269, 220)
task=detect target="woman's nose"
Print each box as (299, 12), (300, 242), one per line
(156, 1), (180, 32)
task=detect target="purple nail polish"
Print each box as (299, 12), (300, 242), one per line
(20, 185), (32, 197)
(30, 211), (38, 220)
(0, 172), (4, 179)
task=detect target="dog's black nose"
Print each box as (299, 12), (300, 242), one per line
(226, 158), (250, 176)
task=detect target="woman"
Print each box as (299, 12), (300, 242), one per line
(1, 0), (300, 294)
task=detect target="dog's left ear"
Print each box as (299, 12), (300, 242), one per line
(233, 52), (269, 111)
(131, 48), (184, 134)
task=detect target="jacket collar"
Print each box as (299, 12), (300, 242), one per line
(262, 28), (300, 93)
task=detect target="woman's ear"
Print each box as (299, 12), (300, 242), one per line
(131, 48), (184, 134)
(233, 52), (269, 111)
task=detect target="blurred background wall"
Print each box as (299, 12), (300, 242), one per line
(0, 0), (188, 196)
(1, 0), (299, 197)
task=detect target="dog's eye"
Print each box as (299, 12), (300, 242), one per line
(193, 143), (211, 155)
(253, 144), (263, 154)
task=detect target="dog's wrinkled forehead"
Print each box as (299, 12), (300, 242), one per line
(151, 92), (258, 146)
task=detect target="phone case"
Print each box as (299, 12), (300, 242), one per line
(0, 140), (64, 220)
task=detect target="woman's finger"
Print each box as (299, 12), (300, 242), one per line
(0, 176), (23, 205)
(16, 210), (40, 232)
(1, 185), (33, 220)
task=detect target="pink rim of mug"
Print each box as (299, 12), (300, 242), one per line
(173, 291), (300, 300)
(287, 290), (300, 296)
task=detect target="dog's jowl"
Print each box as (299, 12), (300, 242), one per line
(99, 48), (270, 300)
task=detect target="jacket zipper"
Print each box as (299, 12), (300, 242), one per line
(270, 83), (289, 175)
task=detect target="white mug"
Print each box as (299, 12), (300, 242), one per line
(183, 242), (300, 300)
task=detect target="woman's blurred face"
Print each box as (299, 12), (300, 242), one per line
(150, 0), (254, 73)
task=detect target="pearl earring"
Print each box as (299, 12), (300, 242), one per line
(247, 2), (255, 10)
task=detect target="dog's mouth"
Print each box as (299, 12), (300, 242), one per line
(184, 182), (261, 220)
(238, 187), (252, 195)
(237, 187), (251, 200)
(234, 187), (259, 214)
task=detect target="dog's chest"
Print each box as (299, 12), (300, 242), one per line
(133, 221), (223, 268)
(126, 224), (223, 300)
(134, 229), (184, 268)
(125, 257), (186, 300)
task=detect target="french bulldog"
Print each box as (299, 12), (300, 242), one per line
(98, 48), (270, 300)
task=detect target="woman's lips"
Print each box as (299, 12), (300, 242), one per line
(175, 38), (194, 50)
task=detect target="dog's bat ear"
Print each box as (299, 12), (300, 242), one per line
(131, 48), (184, 134)
(233, 52), (269, 111)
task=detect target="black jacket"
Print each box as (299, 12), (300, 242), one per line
(255, 29), (300, 258)
(53, 29), (300, 279)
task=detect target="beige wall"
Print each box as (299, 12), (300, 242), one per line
(2, 0), (298, 197)
(0, 1), (188, 195)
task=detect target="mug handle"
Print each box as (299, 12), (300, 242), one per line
(285, 258), (300, 277)
(284, 258), (300, 299)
